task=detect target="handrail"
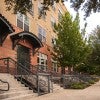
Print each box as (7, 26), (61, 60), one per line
(0, 57), (53, 95)
(24, 60), (50, 74)
(0, 79), (9, 91)
(14, 57), (38, 74)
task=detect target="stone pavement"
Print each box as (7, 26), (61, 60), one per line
(30, 81), (100, 100)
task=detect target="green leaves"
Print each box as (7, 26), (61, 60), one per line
(89, 26), (100, 66)
(4, 0), (63, 15)
(4, 0), (100, 18)
(5, 0), (33, 14)
(70, 0), (100, 17)
(53, 12), (91, 73)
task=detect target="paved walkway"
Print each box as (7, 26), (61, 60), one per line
(31, 81), (100, 100)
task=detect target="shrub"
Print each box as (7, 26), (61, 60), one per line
(63, 75), (99, 89)
(70, 82), (86, 89)
(88, 80), (95, 84)
(93, 78), (99, 82)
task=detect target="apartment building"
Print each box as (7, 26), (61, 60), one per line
(0, 0), (67, 74)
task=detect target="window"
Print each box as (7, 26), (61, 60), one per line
(24, 15), (29, 31)
(17, 13), (29, 31)
(38, 25), (46, 42)
(58, 10), (62, 21)
(37, 53), (47, 71)
(29, 0), (34, 16)
(17, 13), (23, 29)
(38, 1), (46, 20)
(52, 60), (58, 72)
(51, 16), (56, 29)
(52, 1), (56, 11)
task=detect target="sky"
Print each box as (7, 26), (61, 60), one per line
(64, 1), (100, 34)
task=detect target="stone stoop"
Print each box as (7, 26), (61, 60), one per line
(0, 73), (37, 100)
(53, 84), (63, 92)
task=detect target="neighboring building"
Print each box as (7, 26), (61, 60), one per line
(0, 0), (67, 74)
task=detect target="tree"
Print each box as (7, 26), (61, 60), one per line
(4, 0), (33, 14)
(76, 26), (100, 75)
(89, 26), (100, 68)
(4, 0), (63, 15)
(4, 0), (100, 17)
(52, 12), (91, 74)
(70, 0), (100, 17)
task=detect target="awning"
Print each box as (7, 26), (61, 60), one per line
(0, 13), (15, 46)
(0, 14), (15, 33)
(10, 31), (43, 49)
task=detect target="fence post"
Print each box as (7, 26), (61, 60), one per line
(20, 67), (22, 83)
(37, 74), (40, 96)
(63, 75), (65, 88)
(48, 75), (50, 93)
(51, 75), (53, 93)
(15, 62), (17, 76)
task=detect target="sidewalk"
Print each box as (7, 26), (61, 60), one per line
(31, 81), (100, 100)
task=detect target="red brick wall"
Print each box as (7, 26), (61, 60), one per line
(0, 25), (54, 73)
(31, 44), (53, 71)
(0, 36), (16, 59)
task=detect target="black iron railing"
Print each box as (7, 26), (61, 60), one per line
(0, 79), (9, 91)
(24, 60), (50, 74)
(0, 57), (53, 95)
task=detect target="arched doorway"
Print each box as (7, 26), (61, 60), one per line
(10, 31), (43, 74)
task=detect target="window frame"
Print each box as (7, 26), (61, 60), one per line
(51, 1), (56, 11)
(58, 9), (62, 21)
(52, 59), (58, 72)
(38, 25), (46, 43)
(29, 0), (34, 16)
(37, 52), (48, 71)
(38, 1), (46, 20)
(17, 13), (29, 31)
(51, 16), (56, 29)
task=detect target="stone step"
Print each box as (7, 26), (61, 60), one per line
(0, 83), (25, 88)
(0, 73), (14, 78)
(9, 87), (30, 91)
(0, 73), (54, 99)
(53, 84), (63, 91)
(0, 84), (30, 92)
(0, 87), (32, 94)
(2, 93), (36, 100)
(0, 73), (37, 100)
(0, 90), (34, 99)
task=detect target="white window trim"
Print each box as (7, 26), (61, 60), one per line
(37, 52), (48, 71)
(51, 16), (56, 29)
(38, 25), (46, 42)
(16, 13), (29, 31)
(51, 59), (58, 72)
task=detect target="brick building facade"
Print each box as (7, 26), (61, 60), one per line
(0, 0), (67, 74)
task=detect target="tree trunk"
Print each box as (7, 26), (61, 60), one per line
(61, 67), (65, 75)
(60, 67), (65, 86)
(68, 67), (72, 74)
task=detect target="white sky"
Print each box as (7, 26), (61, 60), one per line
(64, 1), (100, 34)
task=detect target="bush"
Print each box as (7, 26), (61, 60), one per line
(70, 82), (86, 89)
(88, 80), (95, 84)
(63, 75), (100, 89)
(93, 77), (99, 82)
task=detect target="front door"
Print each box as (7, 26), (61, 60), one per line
(17, 45), (30, 74)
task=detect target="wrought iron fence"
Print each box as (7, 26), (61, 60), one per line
(0, 57), (53, 95)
